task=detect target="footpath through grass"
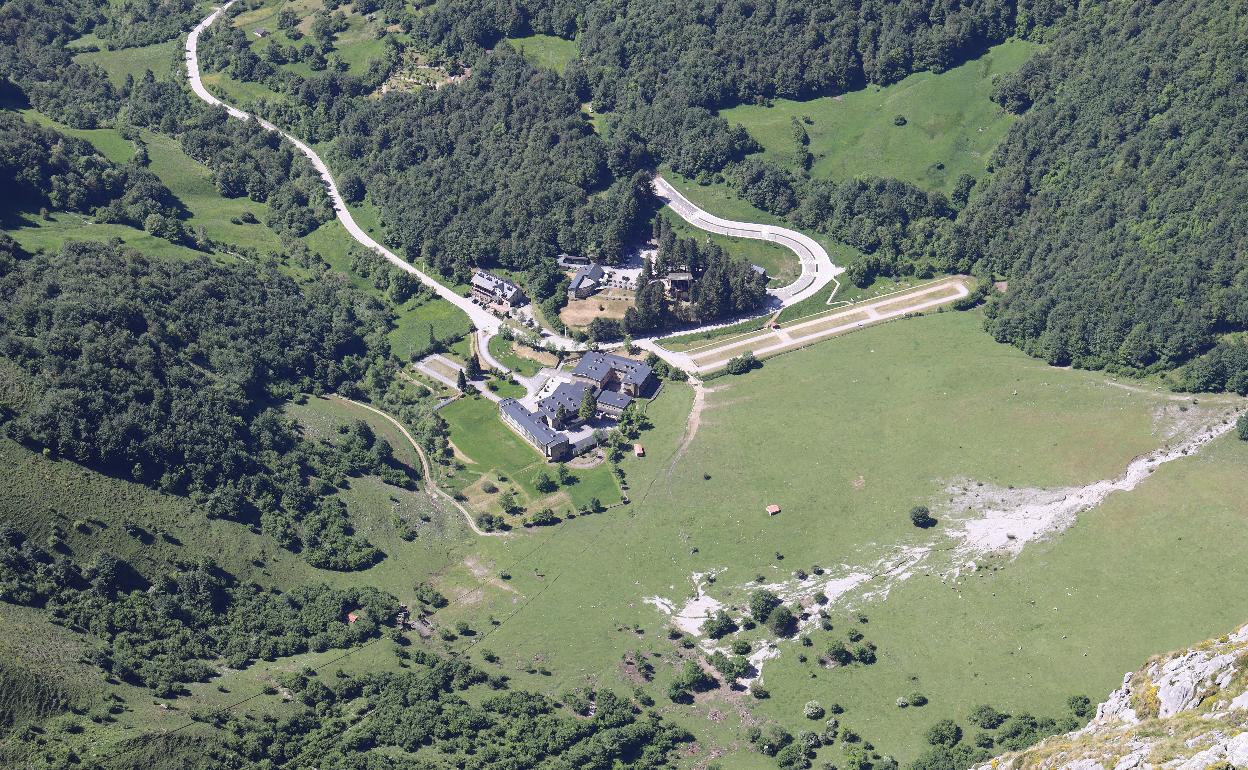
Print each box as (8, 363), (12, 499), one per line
(721, 39), (1039, 194)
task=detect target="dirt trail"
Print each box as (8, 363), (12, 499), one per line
(667, 381), (720, 477)
(329, 396), (503, 538)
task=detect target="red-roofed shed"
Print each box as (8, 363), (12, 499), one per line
(766, 504), (781, 515)
(634, 444), (645, 457)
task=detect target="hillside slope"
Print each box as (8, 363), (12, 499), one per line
(976, 623), (1248, 770)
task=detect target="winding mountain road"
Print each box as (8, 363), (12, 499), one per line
(185, 4), (840, 365)
(188, 1), (519, 341)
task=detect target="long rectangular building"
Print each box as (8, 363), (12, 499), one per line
(498, 398), (568, 459)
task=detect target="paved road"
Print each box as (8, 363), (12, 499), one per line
(187, 3), (571, 347)
(652, 175), (842, 305)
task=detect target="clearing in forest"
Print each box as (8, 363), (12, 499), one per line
(720, 39), (1040, 194)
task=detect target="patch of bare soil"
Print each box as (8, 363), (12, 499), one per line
(512, 342), (558, 367)
(560, 289), (635, 326)
(463, 554), (522, 599)
(447, 439), (475, 464)
(671, 381), (720, 469)
(618, 651), (651, 685)
(568, 448), (606, 469)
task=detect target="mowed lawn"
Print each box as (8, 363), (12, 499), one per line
(440, 310), (1247, 765)
(438, 395), (622, 513)
(720, 39), (1039, 194)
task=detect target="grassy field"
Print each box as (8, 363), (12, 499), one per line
(435, 309), (1247, 766)
(437, 395), (623, 518)
(487, 335), (548, 377)
(720, 40), (1039, 195)
(73, 38), (180, 85)
(505, 34), (579, 72)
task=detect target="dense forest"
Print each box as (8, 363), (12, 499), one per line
(0, 523), (396, 696)
(624, 216), (770, 333)
(93, 0), (200, 49)
(0, 0), (119, 126)
(0, 242), (401, 569)
(333, 50), (659, 282)
(959, 0), (1248, 377)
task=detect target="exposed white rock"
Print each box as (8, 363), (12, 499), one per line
(973, 623), (1248, 770)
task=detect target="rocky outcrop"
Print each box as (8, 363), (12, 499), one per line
(973, 623), (1248, 770)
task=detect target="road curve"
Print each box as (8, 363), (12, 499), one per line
(188, 2), (518, 339)
(652, 175), (842, 306)
(187, 4), (837, 374)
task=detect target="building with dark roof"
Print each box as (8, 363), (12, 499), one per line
(571, 352), (654, 397)
(558, 253), (591, 267)
(499, 399), (568, 459)
(470, 270), (527, 308)
(535, 381), (593, 429)
(569, 264), (606, 299)
(594, 389), (633, 417)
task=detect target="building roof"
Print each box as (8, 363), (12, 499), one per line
(666, 271), (693, 281)
(572, 352), (653, 389)
(500, 399), (565, 448)
(471, 270), (524, 301)
(536, 381), (592, 422)
(766, 504), (781, 514)
(596, 389), (633, 410)
(569, 263), (606, 291)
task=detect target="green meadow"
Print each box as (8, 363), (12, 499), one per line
(506, 34), (579, 72)
(72, 38), (180, 85)
(720, 39), (1039, 194)
(437, 310), (1246, 765)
